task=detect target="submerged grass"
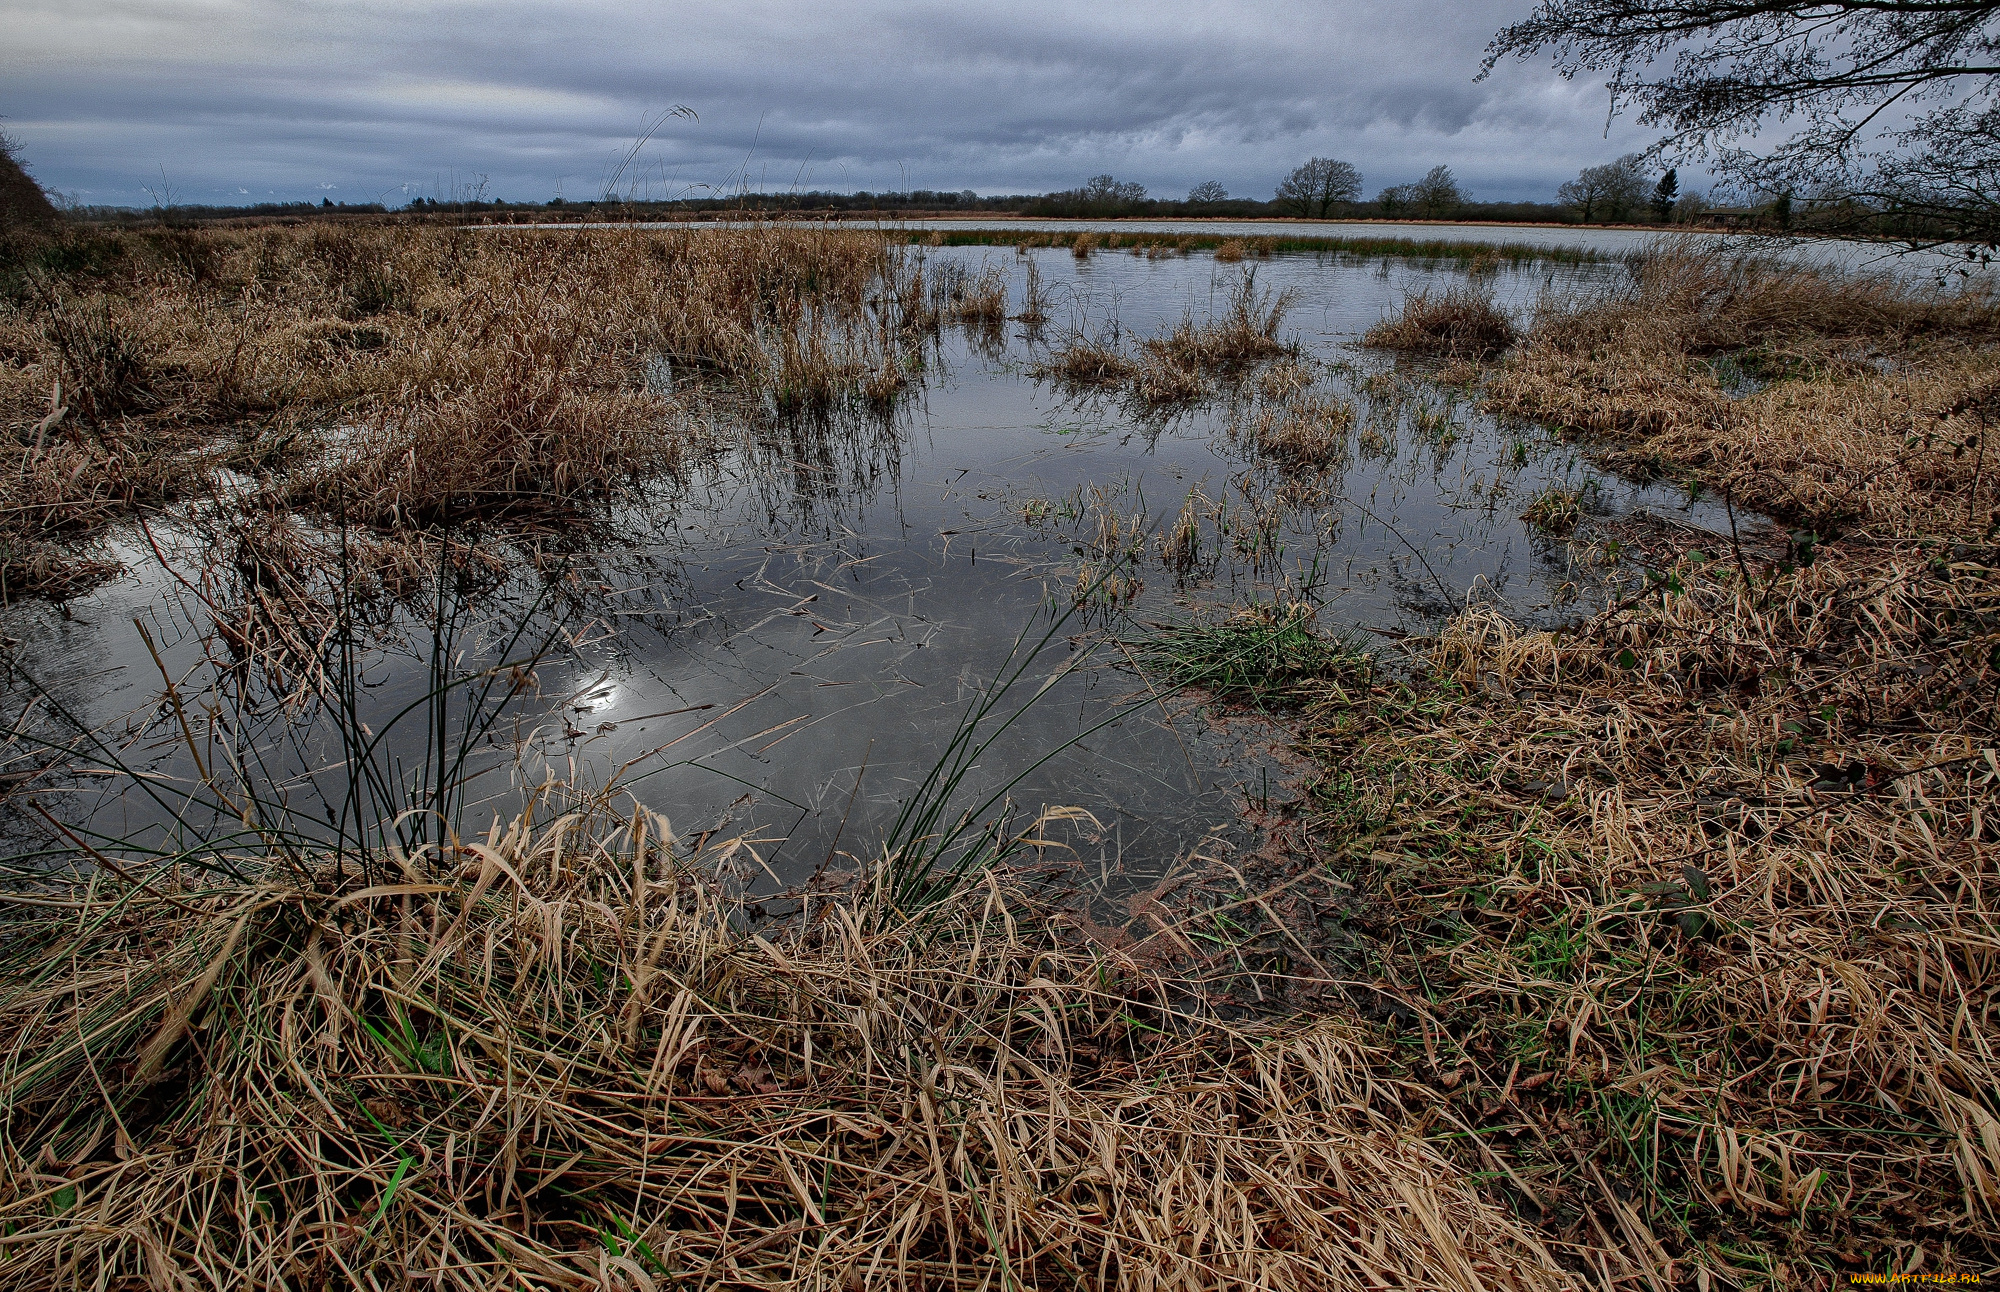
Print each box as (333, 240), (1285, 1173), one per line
(1131, 604), (1366, 711)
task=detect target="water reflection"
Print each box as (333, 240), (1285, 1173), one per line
(2, 244), (1768, 891)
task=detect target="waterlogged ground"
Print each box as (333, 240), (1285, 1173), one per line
(4, 243), (1769, 888)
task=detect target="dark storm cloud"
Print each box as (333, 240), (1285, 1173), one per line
(0, 0), (1664, 206)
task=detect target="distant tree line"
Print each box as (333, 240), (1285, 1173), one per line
(52, 155), (1979, 242)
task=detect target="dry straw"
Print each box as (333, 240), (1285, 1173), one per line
(1282, 236), (2000, 1275)
(0, 224), (945, 591)
(0, 794), (1572, 1290)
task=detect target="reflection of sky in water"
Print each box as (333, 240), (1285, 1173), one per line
(3, 246), (1769, 887)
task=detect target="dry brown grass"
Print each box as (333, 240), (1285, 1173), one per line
(1484, 241), (2000, 541)
(1532, 238), (2000, 360)
(1363, 286), (1515, 358)
(1037, 272), (1296, 409)
(0, 224), (938, 591)
(0, 796), (1574, 1291)
(1287, 545), (2000, 1277)
(1239, 240), (2000, 1279)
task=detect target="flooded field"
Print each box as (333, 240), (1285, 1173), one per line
(4, 239), (1758, 888)
(6, 216), (1995, 1284)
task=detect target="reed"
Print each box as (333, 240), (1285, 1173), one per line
(0, 224), (953, 591)
(1363, 285), (1515, 358)
(0, 549), (1571, 1290)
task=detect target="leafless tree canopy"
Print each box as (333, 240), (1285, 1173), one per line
(1486, 1), (2000, 247)
(1276, 157), (1363, 218)
(1410, 165), (1464, 219)
(1558, 151), (1652, 221)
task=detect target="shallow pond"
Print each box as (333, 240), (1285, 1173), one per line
(4, 243), (1766, 890)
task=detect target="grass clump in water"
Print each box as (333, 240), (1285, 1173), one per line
(1363, 285), (1515, 358)
(1518, 482), (1591, 535)
(1133, 603), (1366, 710)
(1037, 270), (1297, 409)
(1240, 392), (1356, 473)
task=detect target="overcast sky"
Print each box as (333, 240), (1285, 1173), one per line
(1, 0), (1670, 208)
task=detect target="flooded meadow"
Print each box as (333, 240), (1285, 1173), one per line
(3, 235), (1751, 889)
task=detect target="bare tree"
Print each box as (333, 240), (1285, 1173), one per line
(1082, 174), (1148, 204)
(1486, 1), (2000, 250)
(1186, 180), (1229, 203)
(1276, 158), (1363, 218)
(1557, 152), (1650, 221)
(1410, 165), (1464, 219)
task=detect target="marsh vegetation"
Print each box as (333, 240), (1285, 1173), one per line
(1, 220), (1996, 1287)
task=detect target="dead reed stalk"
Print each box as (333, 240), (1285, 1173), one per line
(0, 796), (1574, 1290)
(1362, 286), (1514, 358)
(0, 224), (942, 588)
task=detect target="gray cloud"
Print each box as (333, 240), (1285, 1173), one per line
(0, 0), (1667, 206)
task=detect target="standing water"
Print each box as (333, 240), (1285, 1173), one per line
(2, 239), (1767, 890)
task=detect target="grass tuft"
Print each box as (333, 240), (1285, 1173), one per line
(1364, 285), (1515, 358)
